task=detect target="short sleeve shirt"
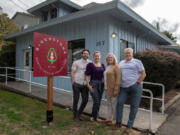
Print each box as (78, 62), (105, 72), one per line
(71, 58), (91, 85)
(85, 63), (105, 81)
(119, 58), (145, 88)
(104, 65), (112, 89)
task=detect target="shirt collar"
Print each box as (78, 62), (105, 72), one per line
(125, 58), (134, 63)
(81, 58), (88, 63)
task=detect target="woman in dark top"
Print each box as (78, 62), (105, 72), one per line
(85, 51), (105, 121)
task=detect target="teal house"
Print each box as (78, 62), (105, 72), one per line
(6, 0), (174, 91)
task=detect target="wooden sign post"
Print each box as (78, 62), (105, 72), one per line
(47, 76), (53, 123)
(33, 32), (68, 124)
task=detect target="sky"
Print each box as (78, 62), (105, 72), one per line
(0, 0), (180, 44)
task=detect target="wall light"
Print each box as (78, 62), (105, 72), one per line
(28, 44), (31, 49)
(111, 32), (117, 38)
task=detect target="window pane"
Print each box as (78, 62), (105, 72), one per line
(120, 40), (135, 61)
(42, 11), (48, 22)
(25, 52), (29, 66)
(128, 42), (135, 50)
(50, 8), (57, 19)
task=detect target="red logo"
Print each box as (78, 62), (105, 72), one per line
(33, 32), (68, 77)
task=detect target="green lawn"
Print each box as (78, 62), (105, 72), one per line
(0, 89), (145, 135)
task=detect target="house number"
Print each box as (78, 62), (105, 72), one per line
(96, 40), (105, 46)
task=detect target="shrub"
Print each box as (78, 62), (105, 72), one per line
(134, 50), (180, 97)
(175, 81), (180, 89)
(0, 45), (15, 82)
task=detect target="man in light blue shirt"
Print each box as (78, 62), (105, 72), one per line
(115, 48), (146, 134)
(120, 58), (145, 88)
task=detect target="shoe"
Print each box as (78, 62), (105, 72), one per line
(77, 115), (83, 121)
(112, 122), (122, 130)
(90, 117), (95, 122)
(73, 116), (80, 122)
(124, 126), (132, 134)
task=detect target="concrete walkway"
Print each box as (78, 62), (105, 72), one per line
(0, 81), (167, 133)
(157, 98), (180, 135)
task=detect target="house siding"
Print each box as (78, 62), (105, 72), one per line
(39, 2), (77, 23)
(108, 16), (157, 62)
(58, 4), (74, 17)
(16, 15), (109, 91)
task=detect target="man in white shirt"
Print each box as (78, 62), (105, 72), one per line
(71, 49), (91, 121)
(116, 48), (146, 134)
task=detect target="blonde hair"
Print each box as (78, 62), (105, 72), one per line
(106, 53), (117, 65)
(93, 51), (101, 57)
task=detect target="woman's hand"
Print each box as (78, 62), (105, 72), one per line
(88, 85), (94, 93)
(113, 91), (119, 97)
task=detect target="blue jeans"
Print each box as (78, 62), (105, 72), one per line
(116, 83), (142, 127)
(90, 80), (104, 120)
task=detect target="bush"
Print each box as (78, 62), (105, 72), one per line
(175, 81), (180, 89)
(134, 50), (180, 97)
(0, 45), (16, 82)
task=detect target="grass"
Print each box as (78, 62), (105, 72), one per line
(0, 89), (145, 135)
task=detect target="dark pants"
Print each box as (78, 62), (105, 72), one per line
(72, 82), (89, 118)
(90, 80), (104, 120)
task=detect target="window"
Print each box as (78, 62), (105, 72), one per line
(42, 11), (48, 22)
(50, 8), (57, 19)
(24, 51), (30, 67)
(120, 39), (135, 60)
(68, 39), (85, 74)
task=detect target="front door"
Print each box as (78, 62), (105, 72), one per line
(24, 50), (30, 81)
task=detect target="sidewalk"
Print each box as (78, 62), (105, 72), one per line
(0, 81), (167, 133)
(157, 98), (180, 135)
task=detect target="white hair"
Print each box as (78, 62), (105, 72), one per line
(124, 48), (133, 53)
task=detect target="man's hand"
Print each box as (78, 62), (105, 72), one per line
(71, 70), (76, 85)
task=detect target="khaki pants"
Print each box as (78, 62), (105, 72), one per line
(107, 97), (117, 123)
